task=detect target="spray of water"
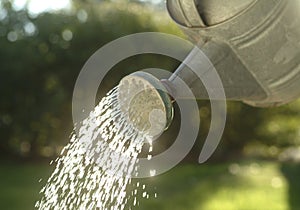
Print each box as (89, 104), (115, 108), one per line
(36, 86), (153, 210)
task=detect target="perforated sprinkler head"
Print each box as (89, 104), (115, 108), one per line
(118, 71), (173, 138)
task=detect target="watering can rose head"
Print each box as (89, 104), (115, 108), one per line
(118, 71), (173, 139)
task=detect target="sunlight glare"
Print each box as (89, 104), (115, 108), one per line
(13, 0), (70, 14)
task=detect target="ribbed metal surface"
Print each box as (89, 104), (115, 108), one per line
(167, 0), (300, 107)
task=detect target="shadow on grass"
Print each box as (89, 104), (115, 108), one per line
(280, 163), (300, 210)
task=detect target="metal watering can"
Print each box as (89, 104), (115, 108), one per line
(119, 0), (300, 134)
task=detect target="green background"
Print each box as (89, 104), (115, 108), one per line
(0, 0), (299, 209)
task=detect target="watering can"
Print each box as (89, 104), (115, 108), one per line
(119, 0), (300, 134)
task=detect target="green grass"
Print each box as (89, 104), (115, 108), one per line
(130, 160), (293, 210)
(0, 160), (299, 210)
(0, 161), (53, 210)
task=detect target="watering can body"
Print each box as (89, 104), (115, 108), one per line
(166, 0), (300, 107)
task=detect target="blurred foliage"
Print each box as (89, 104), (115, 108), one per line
(206, 100), (300, 161)
(0, 0), (180, 159)
(0, 0), (299, 161)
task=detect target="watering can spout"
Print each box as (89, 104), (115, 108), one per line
(161, 41), (267, 103)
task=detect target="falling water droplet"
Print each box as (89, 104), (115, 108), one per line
(36, 86), (155, 210)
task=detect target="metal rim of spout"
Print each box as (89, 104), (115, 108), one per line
(118, 71), (173, 137)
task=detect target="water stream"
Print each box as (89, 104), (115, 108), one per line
(36, 86), (152, 209)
